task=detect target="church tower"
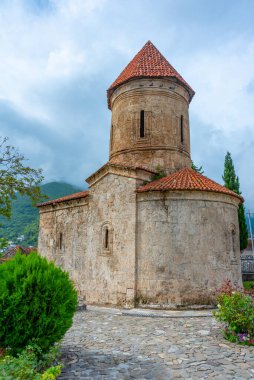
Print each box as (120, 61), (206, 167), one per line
(107, 41), (195, 174)
(38, 40), (242, 309)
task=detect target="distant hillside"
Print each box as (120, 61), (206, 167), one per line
(0, 182), (83, 247)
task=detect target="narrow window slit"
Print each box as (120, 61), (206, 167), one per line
(140, 110), (145, 138)
(105, 228), (109, 249)
(59, 232), (63, 250)
(180, 115), (184, 143)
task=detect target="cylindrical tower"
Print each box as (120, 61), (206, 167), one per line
(107, 41), (195, 174)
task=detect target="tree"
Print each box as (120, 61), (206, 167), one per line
(0, 237), (8, 258)
(191, 160), (204, 174)
(0, 237), (8, 250)
(0, 137), (44, 219)
(223, 152), (248, 251)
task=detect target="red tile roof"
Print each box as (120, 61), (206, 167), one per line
(137, 167), (243, 201)
(37, 191), (89, 207)
(107, 40), (195, 109)
(3, 246), (37, 259)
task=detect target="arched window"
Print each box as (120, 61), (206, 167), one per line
(101, 222), (113, 254)
(104, 228), (109, 250)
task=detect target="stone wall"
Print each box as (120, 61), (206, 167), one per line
(109, 78), (191, 174)
(39, 166), (149, 307)
(38, 197), (89, 295)
(38, 168), (243, 309)
(84, 168), (143, 307)
(136, 190), (242, 307)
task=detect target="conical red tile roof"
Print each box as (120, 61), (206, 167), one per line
(137, 167), (243, 201)
(107, 41), (195, 109)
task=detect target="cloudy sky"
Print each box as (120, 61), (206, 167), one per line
(0, 0), (254, 208)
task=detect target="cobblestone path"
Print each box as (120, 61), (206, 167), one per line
(58, 307), (254, 380)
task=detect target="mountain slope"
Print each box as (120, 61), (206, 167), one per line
(0, 182), (83, 247)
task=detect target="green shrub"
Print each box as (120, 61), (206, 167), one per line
(214, 289), (254, 345)
(150, 165), (166, 181)
(0, 252), (78, 355)
(0, 345), (62, 380)
(243, 281), (254, 291)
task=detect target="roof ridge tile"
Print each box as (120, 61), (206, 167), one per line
(37, 190), (89, 207)
(137, 167), (243, 201)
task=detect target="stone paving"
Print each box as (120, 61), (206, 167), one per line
(58, 306), (254, 380)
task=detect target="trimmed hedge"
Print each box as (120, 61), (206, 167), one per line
(0, 253), (78, 355)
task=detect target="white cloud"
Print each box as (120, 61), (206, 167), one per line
(46, 46), (86, 77)
(56, 0), (106, 17)
(0, 0), (106, 120)
(0, 0), (253, 207)
(188, 38), (254, 135)
(186, 37), (254, 207)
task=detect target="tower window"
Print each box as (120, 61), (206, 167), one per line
(104, 228), (109, 250)
(180, 115), (184, 143)
(59, 232), (63, 250)
(140, 110), (145, 138)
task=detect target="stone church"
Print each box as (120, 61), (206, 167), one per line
(38, 41), (243, 308)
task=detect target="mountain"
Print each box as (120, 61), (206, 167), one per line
(0, 182), (83, 247)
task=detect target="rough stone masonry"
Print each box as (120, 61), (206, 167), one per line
(38, 41), (243, 308)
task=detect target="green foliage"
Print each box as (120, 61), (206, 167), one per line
(150, 165), (166, 181)
(0, 253), (78, 355)
(0, 344), (62, 380)
(0, 238), (8, 257)
(214, 282), (254, 345)
(238, 203), (248, 251)
(222, 151), (248, 250)
(0, 182), (82, 246)
(243, 281), (254, 290)
(191, 160), (204, 174)
(222, 152), (238, 192)
(0, 238), (8, 250)
(0, 137), (44, 219)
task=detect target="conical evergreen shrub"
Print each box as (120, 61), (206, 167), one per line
(0, 253), (78, 355)
(223, 152), (248, 251)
